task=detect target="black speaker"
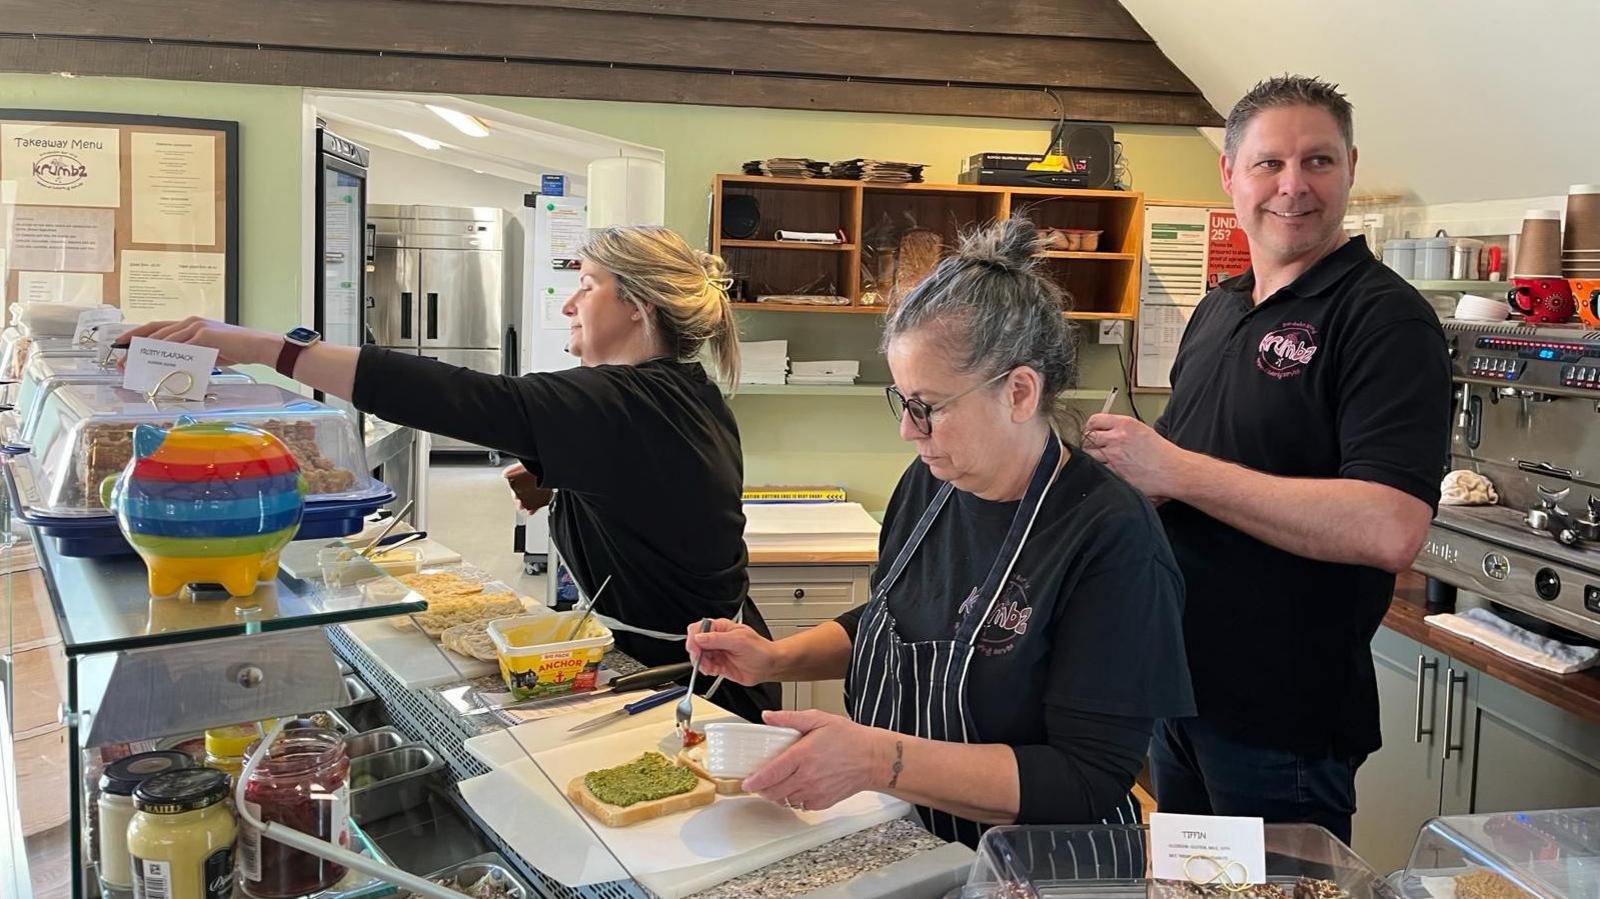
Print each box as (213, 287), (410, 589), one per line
(721, 195), (761, 240)
(1047, 122), (1116, 190)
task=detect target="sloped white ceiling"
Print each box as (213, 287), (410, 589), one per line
(1120, 0), (1600, 205)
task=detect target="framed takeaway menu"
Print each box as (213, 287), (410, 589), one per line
(0, 109), (239, 324)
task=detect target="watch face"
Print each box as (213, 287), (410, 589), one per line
(286, 327), (320, 346)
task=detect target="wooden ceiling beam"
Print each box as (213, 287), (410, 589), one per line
(0, 36), (1225, 127)
(0, 0), (1203, 94)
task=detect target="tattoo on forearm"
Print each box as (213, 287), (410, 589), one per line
(888, 740), (904, 788)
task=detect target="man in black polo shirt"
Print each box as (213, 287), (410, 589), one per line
(1082, 75), (1450, 842)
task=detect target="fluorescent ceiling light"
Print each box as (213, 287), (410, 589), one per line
(396, 129), (443, 151)
(426, 104), (491, 138)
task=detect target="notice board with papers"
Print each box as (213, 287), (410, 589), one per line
(1135, 201), (1252, 391)
(0, 108), (239, 324)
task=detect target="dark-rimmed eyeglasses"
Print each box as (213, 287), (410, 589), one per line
(885, 370), (1012, 436)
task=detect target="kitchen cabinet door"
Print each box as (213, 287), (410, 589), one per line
(767, 624), (848, 717)
(1437, 657), (1477, 817)
(1461, 665), (1600, 814)
(1352, 628), (1447, 873)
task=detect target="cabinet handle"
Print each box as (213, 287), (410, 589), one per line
(793, 588), (805, 600)
(1414, 655), (1438, 743)
(1441, 667), (1469, 760)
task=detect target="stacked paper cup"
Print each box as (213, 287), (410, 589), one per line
(1515, 209), (1563, 278)
(1565, 185), (1600, 278)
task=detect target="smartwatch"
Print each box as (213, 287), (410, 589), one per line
(276, 327), (321, 378)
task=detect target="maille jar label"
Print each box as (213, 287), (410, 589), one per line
(203, 846), (233, 899)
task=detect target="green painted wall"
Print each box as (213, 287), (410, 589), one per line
(0, 74), (1227, 513)
(475, 96), (1228, 248)
(0, 74), (306, 332)
(482, 97), (1226, 512)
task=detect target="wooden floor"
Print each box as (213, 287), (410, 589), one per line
(24, 824), (67, 899)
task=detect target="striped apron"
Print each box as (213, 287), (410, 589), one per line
(845, 434), (1143, 863)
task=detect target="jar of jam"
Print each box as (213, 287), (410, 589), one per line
(127, 768), (236, 899)
(239, 728), (350, 899)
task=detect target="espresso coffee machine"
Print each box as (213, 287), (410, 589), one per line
(1412, 320), (1600, 639)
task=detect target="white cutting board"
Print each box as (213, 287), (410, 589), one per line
(463, 692), (730, 766)
(338, 613), (511, 688)
(459, 707), (908, 898)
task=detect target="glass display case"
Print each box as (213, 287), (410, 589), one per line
(958, 823), (1400, 899)
(1398, 809), (1600, 899)
(3, 381), (392, 556)
(0, 329), (97, 385)
(7, 354), (255, 446)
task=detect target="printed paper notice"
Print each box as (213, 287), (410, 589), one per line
(16, 271), (103, 304)
(7, 206), (116, 272)
(1206, 210), (1252, 288)
(119, 250), (225, 323)
(1149, 812), (1266, 885)
(0, 123), (121, 207)
(1136, 302), (1194, 390)
(131, 132), (217, 245)
(122, 336), (217, 401)
(1137, 206), (1212, 389)
(547, 203), (584, 268)
(1142, 207), (1210, 305)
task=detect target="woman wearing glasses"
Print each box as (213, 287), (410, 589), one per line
(120, 226), (781, 721)
(689, 217), (1194, 851)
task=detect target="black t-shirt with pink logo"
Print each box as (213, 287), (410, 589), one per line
(1155, 234), (1451, 757)
(836, 448), (1194, 823)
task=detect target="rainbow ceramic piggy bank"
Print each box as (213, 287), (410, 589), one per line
(101, 416), (307, 597)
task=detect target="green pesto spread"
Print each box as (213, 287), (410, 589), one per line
(583, 752), (697, 807)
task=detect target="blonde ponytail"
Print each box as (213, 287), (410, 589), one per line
(578, 226), (742, 388)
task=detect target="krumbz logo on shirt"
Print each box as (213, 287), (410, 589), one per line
(1257, 321), (1320, 380)
(957, 575), (1033, 657)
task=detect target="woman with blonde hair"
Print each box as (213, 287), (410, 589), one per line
(123, 225), (780, 719)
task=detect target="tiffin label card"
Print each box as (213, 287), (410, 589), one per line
(1150, 812), (1267, 885)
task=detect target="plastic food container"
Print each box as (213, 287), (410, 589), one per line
(1040, 227), (1104, 252)
(488, 609), (614, 701)
(3, 381), (390, 556)
(1398, 808), (1600, 899)
(12, 354), (254, 444)
(954, 822), (1397, 899)
(1, 330), (97, 383)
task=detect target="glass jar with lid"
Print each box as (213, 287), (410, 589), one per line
(239, 727), (351, 899)
(203, 724), (264, 786)
(96, 750), (195, 893)
(126, 767), (236, 899)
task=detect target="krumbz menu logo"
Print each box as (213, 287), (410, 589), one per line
(32, 152), (90, 191)
(1257, 322), (1320, 379)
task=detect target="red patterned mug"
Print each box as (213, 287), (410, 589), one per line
(1507, 277), (1576, 324)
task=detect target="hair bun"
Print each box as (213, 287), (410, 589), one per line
(955, 217), (1042, 273)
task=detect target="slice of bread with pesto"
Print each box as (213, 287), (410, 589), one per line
(676, 744), (746, 795)
(568, 752), (715, 827)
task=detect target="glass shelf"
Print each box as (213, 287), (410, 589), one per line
(34, 532), (426, 657)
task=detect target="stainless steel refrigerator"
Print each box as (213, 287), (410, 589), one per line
(367, 205), (513, 459)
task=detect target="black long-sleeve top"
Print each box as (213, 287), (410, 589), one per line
(352, 347), (779, 718)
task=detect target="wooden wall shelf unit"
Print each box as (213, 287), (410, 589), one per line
(711, 175), (1144, 321)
